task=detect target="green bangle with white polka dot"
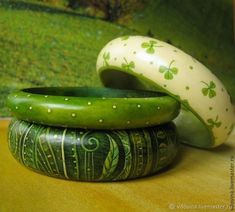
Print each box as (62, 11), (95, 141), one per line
(96, 35), (235, 148)
(7, 87), (180, 129)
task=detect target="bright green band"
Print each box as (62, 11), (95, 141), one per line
(7, 87), (180, 129)
(96, 35), (235, 148)
(8, 118), (179, 182)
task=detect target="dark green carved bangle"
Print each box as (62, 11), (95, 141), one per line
(8, 118), (179, 181)
(7, 87), (180, 129)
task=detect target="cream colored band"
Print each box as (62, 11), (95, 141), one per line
(96, 35), (235, 148)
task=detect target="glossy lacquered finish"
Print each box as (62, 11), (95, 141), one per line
(7, 87), (180, 130)
(8, 119), (179, 181)
(96, 35), (235, 148)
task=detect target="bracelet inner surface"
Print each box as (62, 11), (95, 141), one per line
(99, 67), (213, 148)
(22, 87), (164, 98)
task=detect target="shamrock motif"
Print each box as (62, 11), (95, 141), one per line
(121, 58), (135, 72)
(159, 60), (178, 80)
(201, 81), (216, 98)
(207, 115), (222, 129)
(103, 52), (110, 66)
(141, 40), (162, 54)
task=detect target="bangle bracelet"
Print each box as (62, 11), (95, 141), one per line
(7, 87), (180, 130)
(96, 35), (235, 148)
(8, 119), (179, 182)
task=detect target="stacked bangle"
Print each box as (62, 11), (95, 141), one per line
(8, 119), (179, 181)
(7, 87), (180, 129)
(96, 35), (235, 148)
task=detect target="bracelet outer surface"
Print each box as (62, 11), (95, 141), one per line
(8, 118), (179, 182)
(96, 35), (235, 148)
(6, 87), (180, 130)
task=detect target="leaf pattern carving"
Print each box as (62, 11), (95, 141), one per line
(100, 135), (119, 179)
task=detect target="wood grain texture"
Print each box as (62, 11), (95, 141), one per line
(1, 119), (235, 211)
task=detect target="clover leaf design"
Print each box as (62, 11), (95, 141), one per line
(159, 60), (178, 80)
(103, 52), (110, 66)
(207, 115), (222, 129)
(201, 81), (216, 98)
(121, 58), (135, 72)
(141, 40), (162, 54)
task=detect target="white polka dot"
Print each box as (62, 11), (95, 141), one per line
(47, 109), (51, 113)
(88, 102), (91, 105)
(99, 119), (103, 123)
(64, 98), (69, 101)
(71, 113), (76, 117)
(29, 106), (32, 110)
(137, 104), (141, 108)
(112, 105), (117, 109)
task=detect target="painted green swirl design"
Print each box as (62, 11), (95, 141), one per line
(8, 119), (179, 181)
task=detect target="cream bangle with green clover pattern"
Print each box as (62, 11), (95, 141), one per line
(96, 35), (235, 148)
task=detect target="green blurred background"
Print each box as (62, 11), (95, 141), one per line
(0, 0), (234, 117)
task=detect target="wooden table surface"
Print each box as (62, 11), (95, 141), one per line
(0, 119), (234, 212)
